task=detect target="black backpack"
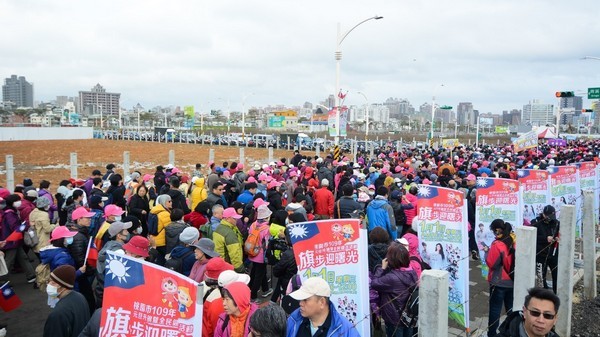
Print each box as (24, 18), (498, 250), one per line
(393, 203), (407, 229)
(410, 256), (431, 271)
(399, 285), (419, 328)
(147, 213), (160, 236)
(265, 238), (288, 265)
(164, 249), (194, 274)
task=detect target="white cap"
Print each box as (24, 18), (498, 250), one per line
(289, 277), (331, 300)
(321, 179), (329, 187)
(218, 270), (251, 287)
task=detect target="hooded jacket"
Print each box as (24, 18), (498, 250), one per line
(214, 284), (259, 337)
(191, 178), (208, 211)
(29, 208), (56, 253)
(370, 266), (418, 325)
(0, 209), (21, 250)
(150, 204), (171, 247)
(485, 238), (514, 288)
(170, 245), (196, 276)
(40, 246), (76, 271)
(287, 301), (360, 337)
(213, 219), (245, 273)
(366, 196), (397, 240)
(403, 193), (418, 226)
(403, 233), (423, 278)
(167, 188), (191, 214)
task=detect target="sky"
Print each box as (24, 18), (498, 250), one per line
(2, 0), (600, 115)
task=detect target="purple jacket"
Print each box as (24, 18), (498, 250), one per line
(1, 209), (22, 250)
(370, 266), (418, 325)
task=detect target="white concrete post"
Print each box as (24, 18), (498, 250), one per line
(370, 143), (375, 158)
(555, 205), (576, 337)
(169, 150), (175, 166)
(123, 151), (130, 178)
(70, 153), (78, 179)
(268, 147), (274, 164)
(209, 149), (215, 164)
(513, 226), (538, 311)
(287, 136), (290, 151)
(5, 155), (14, 192)
(316, 144), (320, 158)
(419, 270), (448, 337)
(583, 190), (597, 299)
(239, 148), (245, 167)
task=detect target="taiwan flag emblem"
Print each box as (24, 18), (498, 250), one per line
(0, 282), (22, 312)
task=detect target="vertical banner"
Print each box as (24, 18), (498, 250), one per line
(100, 252), (202, 337)
(517, 169), (550, 225)
(183, 105), (195, 119)
(474, 178), (522, 279)
(575, 163), (597, 236)
(289, 219), (369, 337)
(328, 108), (337, 137)
(414, 185), (469, 328)
(548, 166), (581, 236)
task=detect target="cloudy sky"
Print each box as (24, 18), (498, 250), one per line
(2, 0), (600, 114)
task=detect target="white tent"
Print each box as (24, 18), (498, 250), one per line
(537, 127), (557, 139)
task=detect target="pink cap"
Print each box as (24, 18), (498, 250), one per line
(104, 204), (125, 217)
(171, 167), (182, 174)
(466, 174), (477, 181)
(247, 169), (255, 177)
(268, 181), (282, 189)
(257, 173), (268, 181)
(289, 171), (298, 178)
(247, 177), (257, 183)
(471, 163), (478, 169)
(237, 163), (244, 170)
(422, 179), (432, 185)
(142, 174), (154, 182)
(222, 207), (242, 219)
(71, 207), (96, 220)
(368, 184), (375, 190)
(51, 226), (78, 241)
(253, 198), (270, 209)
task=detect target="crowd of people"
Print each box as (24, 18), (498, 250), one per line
(0, 139), (587, 337)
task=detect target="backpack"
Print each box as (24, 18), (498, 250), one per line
(394, 204), (407, 229)
(399, 285), (420, 328)
(281, 275), (302, 315)
(265, 238), (288, 265)
(244, 223), (266, 258)
(410, 256), (431, 271)
(35, 263), (51, 293)
(164, 249), (194, 274)
(199, 223), (214, 240)
(147, 213), (160, 236)
(165, 222), (190, 254)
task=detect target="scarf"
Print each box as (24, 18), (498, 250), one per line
(230, 307), (250, 337)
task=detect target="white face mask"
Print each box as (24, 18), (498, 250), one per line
(13, 201), (22, 208)
(46, 284), (60, 298)
(136, 227), (143, 234)
(114, 216), (122, 222)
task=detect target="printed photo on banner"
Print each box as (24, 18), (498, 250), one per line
(100, 251), (202, 337)
(288, 219), (369, 337)
(517, 169), (550, 226)
(548, 166), (581, 236)
(474, 178), (521, 279)
(415, 185), (470, 328)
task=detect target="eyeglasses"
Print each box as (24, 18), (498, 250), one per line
(526, 308), (555, 320)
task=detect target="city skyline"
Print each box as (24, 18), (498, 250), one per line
(1, 1), (599, 115)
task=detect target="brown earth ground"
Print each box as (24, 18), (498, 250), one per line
(0, 139), (309, 189)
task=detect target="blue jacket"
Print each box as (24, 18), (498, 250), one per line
(366, 197), (397, 240)
(170, 245), (196, 277)
(40, 246), (76, 271)
(236, 190), (254, 205)
(287, 301), (360, 337)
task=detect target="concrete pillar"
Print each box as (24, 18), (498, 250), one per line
(583, 190), (597, 299)
(209, 149), (215, 164)
(70, 153), (78, 179)
(316, 144), (320, 158)
(239, 148), (245, 167)
(555, 205), (576, 337)
(123, 151), (130, 178)
(419, 270), (448, 337)
(169, 150), (175, 166)
(5, 155), (14, 193)
(268, 147), (274, 164)
(287, 136), (291, 151)
(370, 144), (374, 158)
(513, 226), (538, 311)
(353, 140), (358, 163)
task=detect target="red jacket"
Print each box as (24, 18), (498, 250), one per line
(403, 193), (418, 225)
(485, 239), (514, 287)
(183, 211), (208, 229)
(313, 187), (334, 218)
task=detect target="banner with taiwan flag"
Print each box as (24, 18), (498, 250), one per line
(100, 252), (202, 337)
(327, 107), (348, 137)
(518, 169), (550, 226)
(548, 166), (581, 236)
(0, 281), (22, 312)
(288, 219), (369, 337)
(415, 185), (469, 328)
(474, 178), (522, 279)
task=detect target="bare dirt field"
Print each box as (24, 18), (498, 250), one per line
(0, 139), (301, 189)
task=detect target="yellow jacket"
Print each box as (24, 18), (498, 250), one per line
(190, 177), (207, 211)
(212, 219), (244, 272)
(150, 204), (171, 247)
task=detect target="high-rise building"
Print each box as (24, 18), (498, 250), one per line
(456, 102), (474, 126)
(522, 100), (554, 126)
(2, 75), (34, 108)
(78, 84), (120, 115)
(559, 96), (583, 113)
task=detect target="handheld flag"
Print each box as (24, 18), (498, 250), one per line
(0, 282), (22, 312)
(5, 222), (27, 242)
(85, 237), (98, 268)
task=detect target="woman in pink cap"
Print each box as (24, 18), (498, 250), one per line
(39, 226), (85, 292)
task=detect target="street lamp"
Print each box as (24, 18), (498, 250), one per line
(356, 91), (369, 139)
(430, 84), (444, 146)
(334, 15), (383, 145)
(241, 93), (254, 138)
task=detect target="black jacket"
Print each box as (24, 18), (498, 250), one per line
(128, 194), (149, 224)
(495, 310), (559, 337)
(531, 215), (560, 258)
(333, 196), (363, 219)
(154, 171), (166, 194)
(267, 190), (283, 212)
(67, 223), (91, 270)
(273, 247), (298, 292)
(167, 189), (191, 214)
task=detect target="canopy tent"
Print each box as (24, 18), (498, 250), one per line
(537, 127), (557, 139)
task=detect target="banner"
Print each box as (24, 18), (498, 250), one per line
(518, 170), (550, 226)
(415, 185), (469, 328)
(442, 138), (460, 149)
(474, 178), (522, 279)
(513, 130), (538, 152)
(547, 138), (567, 146)
(495, 126), (508, 134)
(100, 252), (202, 337)
(289, 219), (369, 337)
(327, 107), (348, 137)
(548, 166), (581, 236)
(183, 106), (194, 119)
(578, 162), (598, 235)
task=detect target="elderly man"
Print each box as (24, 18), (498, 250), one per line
(313, 179), (334, 219)
(212, 207), (244, 273)
(495, 287), (560, 337)
(287, 277), (359, 337)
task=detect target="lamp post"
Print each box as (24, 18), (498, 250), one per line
(99, 104), (103, 129)
(241, 93), (254, 138)
(356, 91), (369, 140)
(334, 15), (383, 145)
